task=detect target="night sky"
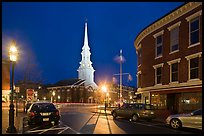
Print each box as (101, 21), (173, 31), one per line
(2, 2), (184, 87)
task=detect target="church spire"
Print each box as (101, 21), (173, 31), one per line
(83, 19), (89, 49)
(78, 19), (98, 90)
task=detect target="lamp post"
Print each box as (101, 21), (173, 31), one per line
(114, 49), (132, 107)
(102, 85), (107, 112)
(6, 40), (18, 133)
(119, 50), (122, 108)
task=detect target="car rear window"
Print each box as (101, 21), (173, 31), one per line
(31, 103), (56, 111)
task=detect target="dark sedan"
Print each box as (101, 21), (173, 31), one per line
(27, 101), (60, 126)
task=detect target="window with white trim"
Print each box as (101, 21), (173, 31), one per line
(156, 67), (162, 84)
(190, 17), (200, 45)
(170, 26), (179, 52)
(155, 35), (163, 58)
(171, 62), (178, 82)
(190, 57), (199, 79)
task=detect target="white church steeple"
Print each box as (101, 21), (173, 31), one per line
(77, 19), (97, 90)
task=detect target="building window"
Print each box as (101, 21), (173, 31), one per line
(185, 52), (202, 81)
(171, 63), (178, 82)
(151, 94), (166, 110)
(153, 63), (163, 85)
(170, 26), (179, 52)
(156, 67), (162, 84)
(190, 17), (199, 46)
(155, 35), (163, 58)
(190, 57), (199, 79)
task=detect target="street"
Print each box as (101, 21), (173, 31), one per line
(21, 104), (201, 134)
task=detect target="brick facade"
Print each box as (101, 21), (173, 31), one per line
(134, 2), (202, 113)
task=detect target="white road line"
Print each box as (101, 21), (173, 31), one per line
(57, 127), (70, 134)
(28, 126), (41, 131)
(38, 126), (55, 134)
(26, 127), (67, 133)
(61, 123), (80, 134)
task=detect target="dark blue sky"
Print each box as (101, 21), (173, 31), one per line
(2, 2), (184, 87)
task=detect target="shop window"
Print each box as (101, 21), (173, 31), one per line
(151, 94), (166, 109)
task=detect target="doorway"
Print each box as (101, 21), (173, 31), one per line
(167, 93), (181, 114)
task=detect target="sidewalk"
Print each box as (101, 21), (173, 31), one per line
(2, 106), (27, 134)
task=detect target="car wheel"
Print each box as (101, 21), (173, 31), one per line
(170, 118), (182, 129)
(132, 114), (139, 122)
(112, 112), (117, 119)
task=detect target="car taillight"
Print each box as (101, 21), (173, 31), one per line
(29, 112), (35, 117)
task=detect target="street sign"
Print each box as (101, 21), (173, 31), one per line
(26, 89), (34, 101)
(16, 87), (20, 93)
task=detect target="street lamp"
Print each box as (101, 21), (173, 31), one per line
(58, 95), (60, 102)
(6, 40), (18, 133)
(102, 85), (107, 112)
(52, 91), (55, 103)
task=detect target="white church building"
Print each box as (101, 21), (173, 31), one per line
(78, 20), (98, 90)
(46, 20), (98, 103)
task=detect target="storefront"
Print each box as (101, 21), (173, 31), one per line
(150, 87), (202, 114)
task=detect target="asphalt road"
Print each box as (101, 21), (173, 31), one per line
(22, 104), (202, 134)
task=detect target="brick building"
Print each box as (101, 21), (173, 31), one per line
(134, 2), (202, 115)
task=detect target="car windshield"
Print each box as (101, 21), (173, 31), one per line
(31, 103), (56, 111)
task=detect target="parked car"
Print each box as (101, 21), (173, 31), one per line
(27, 101), (60, 126)
(111, 103), (156, 122)
(166, 109), (202, 130)
(25, 102), (32, 113)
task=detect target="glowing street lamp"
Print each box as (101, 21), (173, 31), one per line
(52, 91), (55, 103)
(6, 40), (18, 133)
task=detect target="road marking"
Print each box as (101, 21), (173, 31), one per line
(28, 125), (42, 131)
(57, 127), (71, 134)
(38, 126), (55, 134)
(60, 121), (80, 134)
(26, 127), (67, 133)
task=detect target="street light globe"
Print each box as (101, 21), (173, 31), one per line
(102, 85), (107, 93)
(52, 91), (55, 96)
(58, 96), (60, 99)
(9, 40), (18, 62)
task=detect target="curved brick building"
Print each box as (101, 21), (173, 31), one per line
(134, 2), (202, 115)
